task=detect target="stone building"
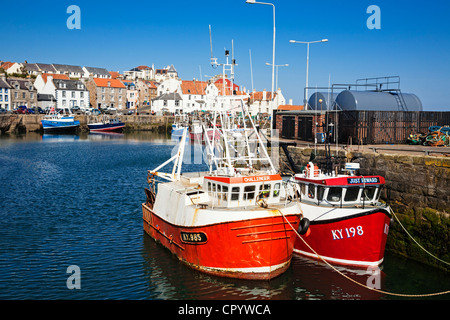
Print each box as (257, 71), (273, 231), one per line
(6, 77), (38, 109)
(86, 78), (126, 109)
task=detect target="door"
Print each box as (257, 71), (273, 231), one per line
(298, 117), (313, 141)
(281, 116), (296, 139)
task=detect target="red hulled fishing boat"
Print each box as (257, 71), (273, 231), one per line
(291, 162), (392, 268)
(143, 100), (302, 280)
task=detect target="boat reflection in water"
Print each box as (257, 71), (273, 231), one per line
(41, 134), (80, 142)
(141, 235), (385, 300)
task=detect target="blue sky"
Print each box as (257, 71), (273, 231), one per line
(1, 0), (449, 110)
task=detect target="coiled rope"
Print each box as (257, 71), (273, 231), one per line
(278, 209), (450, 298)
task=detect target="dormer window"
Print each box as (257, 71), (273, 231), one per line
(107, 81), (111, 87)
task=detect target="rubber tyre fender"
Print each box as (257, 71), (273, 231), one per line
(298, 218), (310, 235)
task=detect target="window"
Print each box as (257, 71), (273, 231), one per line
(217, 184), (222, 199)
(344, 187), (360, 202)
(308, 184), (316, 199)
(317, 186), (325, 201)
(273, 183), (281, 197)
(0, 95), (2, 102)
(30, 92), (34, 99)
(327, 187), (342, 202)
(363, 186), (377, 202)
(14, 92), (18, 99)
(102, 95), (105, 101)
(62, 91), (66, 98)
(222, 186), (228, 201)
(80, 92), (84, 98)
(259, 184), (271, 198)
(22, 92), (25, 99)
(207, 182), (211, 192)
(244, 186), (256, 200)
(71, 91), (75, 98)
(299, 183), (306, 197)
(231, 187), (240, 201)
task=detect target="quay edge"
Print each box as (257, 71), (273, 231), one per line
(0, 114), (175, 134)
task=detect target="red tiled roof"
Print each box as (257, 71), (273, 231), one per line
(277, 105), (304, 111)
(42, 73), (70, 83)
(181, 80), (208, 95)
(93, 78), (126, 88)
(109, 71), (121, 79)
(250, 91), (277, 101)
(0, 62), (14, 70)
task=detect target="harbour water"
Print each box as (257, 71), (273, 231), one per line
(0, 132), (449, 301)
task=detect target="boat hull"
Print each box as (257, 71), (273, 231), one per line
(142, 203), (301, 280)
(88, 122), (125, 132)
(294, 209), (391, 268)
(41, 119), (80, 132)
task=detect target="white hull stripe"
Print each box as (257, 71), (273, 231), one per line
(197, 260), (290, 274)
(294, 249), (384, 267)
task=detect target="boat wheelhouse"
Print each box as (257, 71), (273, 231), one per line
(291, 162), (392, 268)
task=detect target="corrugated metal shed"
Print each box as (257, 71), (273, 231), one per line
(335, 90), (423, 111)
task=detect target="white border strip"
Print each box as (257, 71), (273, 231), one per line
(294, 249), (384, 267)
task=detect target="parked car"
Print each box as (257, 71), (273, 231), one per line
(29, 107), (45, 114)
(13, 106), (29, 114)
(104, 107), (117, 114)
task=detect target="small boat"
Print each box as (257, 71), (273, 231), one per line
(291, 162), (392, 268)
(88, 116), (125, 132)
(41, 108), (80, 133)
(142, 100), (303, 280)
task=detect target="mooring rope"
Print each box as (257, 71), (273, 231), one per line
(278, 209), (450, 298)
(388, 207), (450, 267)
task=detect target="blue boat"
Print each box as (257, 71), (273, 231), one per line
(41, 113), (80, 133)
(88, 117), (125, 132)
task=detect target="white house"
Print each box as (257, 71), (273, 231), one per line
(0, 76), (11, 110)
(82, 66), (111, 79)
(52, 64), (84, 79)
(38, 75), (89, 109)
(248, 88), (285, 116)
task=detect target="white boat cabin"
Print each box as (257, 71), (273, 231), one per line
(294, 163), (385, 208)
(179, 173), (285, 209)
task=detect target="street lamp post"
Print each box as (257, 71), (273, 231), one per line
(265, 62), (288, 93)
(289, 39), (328, 110)
(246, 0), (276, 130)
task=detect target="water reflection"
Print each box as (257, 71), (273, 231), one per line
(140, 233), (387, 300)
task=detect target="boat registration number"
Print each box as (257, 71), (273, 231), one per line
(180, 231), (208, 244)
(331, 226), (364, 240)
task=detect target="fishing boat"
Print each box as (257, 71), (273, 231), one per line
(142, 100), (303, 280)
(171, 114), (189, 139)
(291, 161), (392, 268)
(41, 108), (80, 133)
(88, 116), (125, 132)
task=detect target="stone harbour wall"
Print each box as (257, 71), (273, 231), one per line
(0, 114), (175, 134)
(279, 146), (450, 271)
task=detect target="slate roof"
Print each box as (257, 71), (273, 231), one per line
(22, 63), (40, 72)
(84, 67), (111, 77)
(0, 78), (11, 89)
(52, 64), (84, 74)
(7, 78), (34, 90)
(36, 63), (57, 73)
(153, 92), (182, 101)
(53, 79), (87, 91)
